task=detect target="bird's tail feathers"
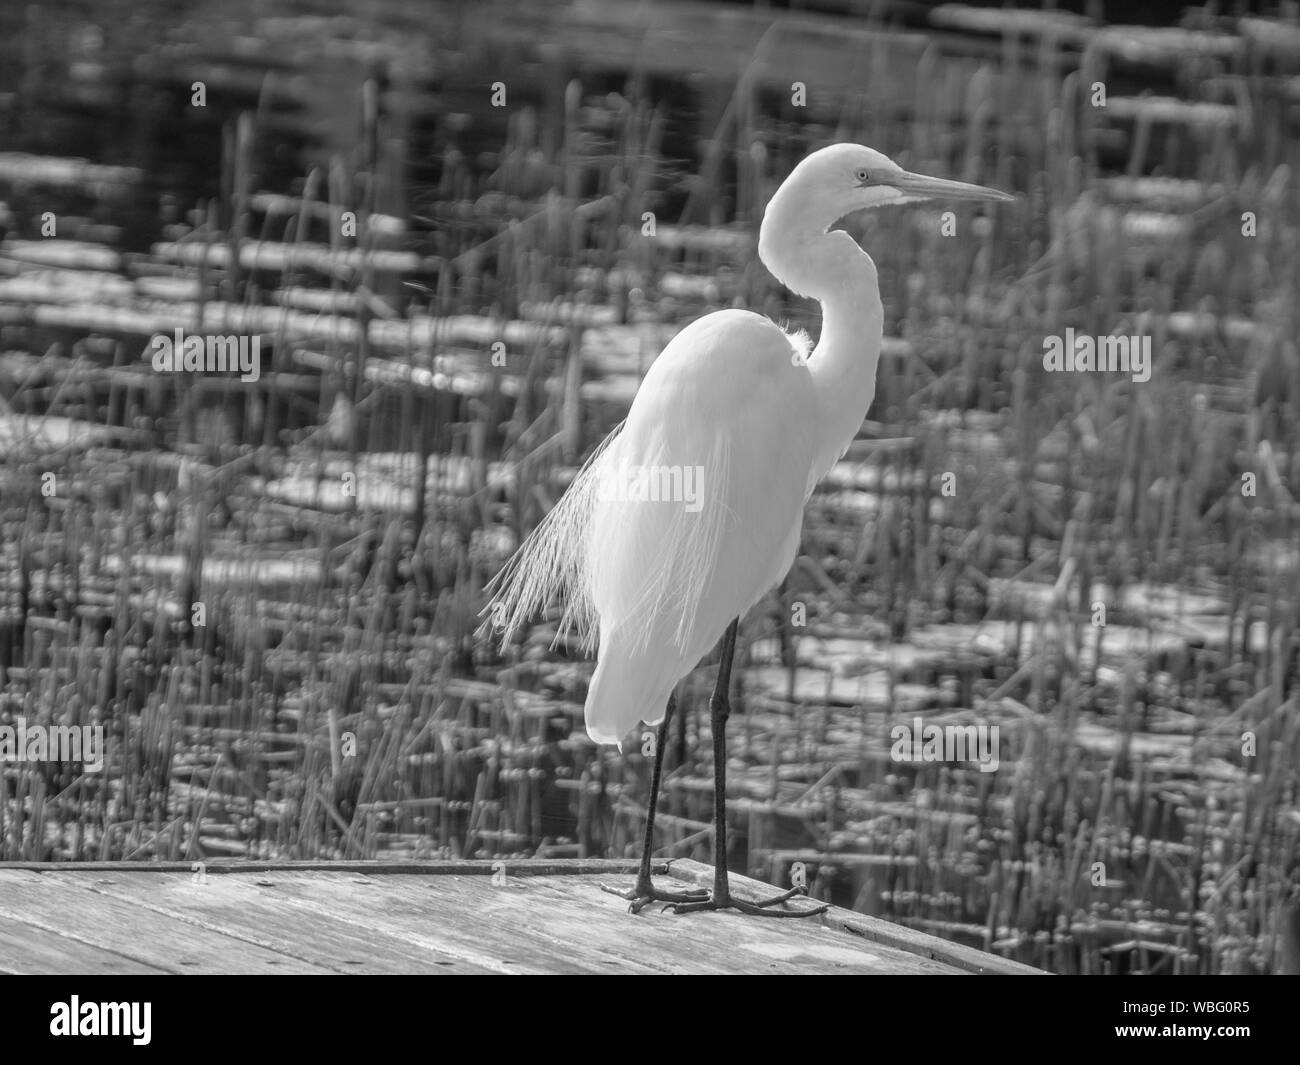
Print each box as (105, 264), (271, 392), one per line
(584, 626), (680, 747)
(479, 426), (623, 650)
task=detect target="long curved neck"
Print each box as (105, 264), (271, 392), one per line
(759, 219), (885, 482)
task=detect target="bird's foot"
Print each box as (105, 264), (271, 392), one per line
(665, 884), (829, 918)
(601, 878), (710, 915)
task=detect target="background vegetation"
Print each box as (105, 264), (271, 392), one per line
(1, 0), (1297, 973)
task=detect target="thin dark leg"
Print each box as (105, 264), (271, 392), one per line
(675, 682), (688, 768)
(602, 690), (708, 913)
(709, 618), (738, 902)
(636, 693), (675, 884)
(668, 619), (827, 918)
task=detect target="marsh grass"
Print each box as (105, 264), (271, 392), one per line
(0, 2), (1298, 973)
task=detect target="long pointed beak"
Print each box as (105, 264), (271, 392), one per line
(887, 171), (1014, 202)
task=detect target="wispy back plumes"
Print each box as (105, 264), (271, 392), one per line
(480, 426), (623, 652)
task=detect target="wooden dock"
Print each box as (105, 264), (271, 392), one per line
(0, 859), (1042, 975)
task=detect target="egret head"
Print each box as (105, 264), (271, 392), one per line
(778, 143), (1013, 232)
(758, 143), (1013, 296)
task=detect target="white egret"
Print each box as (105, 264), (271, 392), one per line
(486, 143), (1013, 915)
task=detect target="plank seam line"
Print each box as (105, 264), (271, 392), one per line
(66, 879), (355, 974)
(0, 904), (178, 974)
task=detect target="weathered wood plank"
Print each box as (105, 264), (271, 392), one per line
(251, 871), (668, 974)
(0, 861), (1046, 975)
(0, 916), (168, 975)
(666, 860), (1043, 975)
(407, 869), (963, 974)
(0, 858), (656, 876)
(33, 869), (498, 976)
(0, 870), (335, 974)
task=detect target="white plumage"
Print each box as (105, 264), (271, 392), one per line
(486, 144), (1012, 752)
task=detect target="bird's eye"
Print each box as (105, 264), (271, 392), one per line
(854, 167), (872, 184)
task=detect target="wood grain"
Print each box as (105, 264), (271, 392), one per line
(0, 860), (1045, 975)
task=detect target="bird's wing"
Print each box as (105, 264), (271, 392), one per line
(580, 309), (819, 739)
(485, 308), (819, 744)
